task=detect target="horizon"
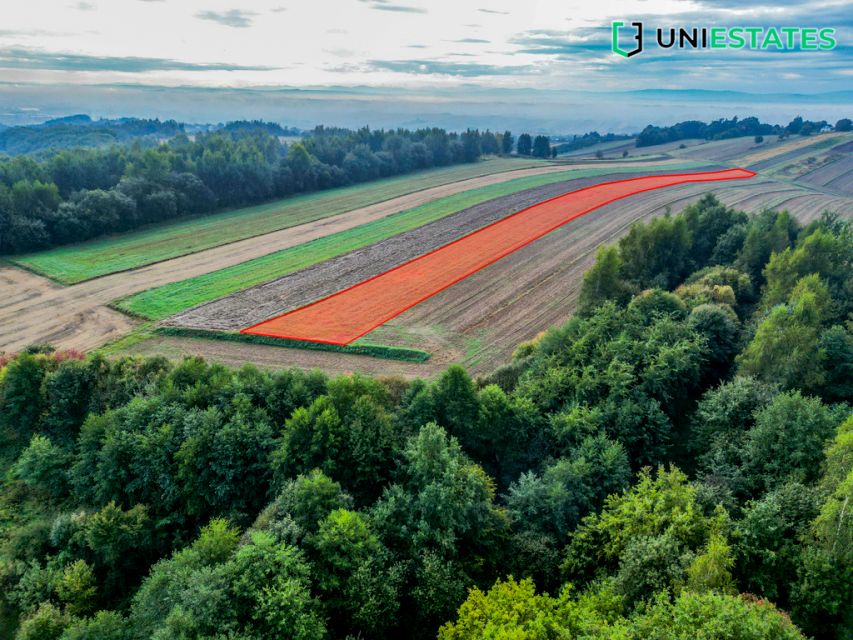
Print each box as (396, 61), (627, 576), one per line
(1, 0), (850, 132)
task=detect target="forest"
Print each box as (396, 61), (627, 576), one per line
(0, 125), (502, 254)
(0, 193), (850, 639)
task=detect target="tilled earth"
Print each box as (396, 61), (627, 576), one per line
(166, 168), (714, 331)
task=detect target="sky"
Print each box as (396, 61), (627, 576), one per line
(0, 0), (851, 130)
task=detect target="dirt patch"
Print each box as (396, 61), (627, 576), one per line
(0, 266), (137, 353)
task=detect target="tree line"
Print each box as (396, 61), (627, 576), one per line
(0, 125), (505, 255)
(635, 115), (848, 147)
(0, 195), (850, 639)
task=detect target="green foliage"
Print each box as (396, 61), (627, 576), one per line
(762, 224), (852, 316)
(577, 245), (632, 315)
(563, 467), (717, 587)
(257, 470), (352, 544)
(0, 124), (508, 257)
(12, 435), (71, 499)
(618, 213), (692, 289)
(619, 591), (806, 639)
(685, 532), (736, 595)
(514, 300), (707, 465)
(59, 610), (126, 640)
(1, 353), (47, 443)
(813, 416), (853, 564)
(14, 602), (71, 640)
(438, 577), (579, 640)
(736, 209), (798, 282)
(738, 275), (836, 393)
(733, 483), (820, 604)
(54, 560), (97, 617)
(742, 391), (845, 492)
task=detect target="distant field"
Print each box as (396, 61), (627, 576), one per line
(118, 162), (703, 321)
(11, 157), (544, 284)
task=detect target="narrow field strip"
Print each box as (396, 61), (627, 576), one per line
(119, 162), (702, 321)
(155, 327), (430, 362)
(244, 168), (755, 345)
(11, 157), (544, 284)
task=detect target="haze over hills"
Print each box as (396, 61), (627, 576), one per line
(2, 83), (850, 134)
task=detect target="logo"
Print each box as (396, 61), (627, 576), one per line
(611, 21), (643, 57)
(611, 21), (837, 57)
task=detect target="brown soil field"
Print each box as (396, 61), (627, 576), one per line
(3, 160), (657, 353)
(166, 170), (695, 332)
(796, 155), (853, 196)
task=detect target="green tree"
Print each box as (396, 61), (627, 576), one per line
(685, 532), (736, 594)
(500, 130), (514, 154)
(55, 560), (97, 617)
(577, 245), (632, 314)
(532, 135), (551, 158)
(59, 611), (126, 640)
(742, 391), (843, 492)
(738, 275), (832, 392)
(12, 435), (71, 499)
(517, 133), (532, 156)
(563, 467), (717, 584)
(620, 591), (806, 639)
(1, 353), (47, 442)
(14, 602), (71, 640)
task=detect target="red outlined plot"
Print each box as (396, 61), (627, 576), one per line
(242, 168), (755, 345)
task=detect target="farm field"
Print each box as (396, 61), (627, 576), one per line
(118, 161), (702, 321)
(796, 154), (853, 196)
(0, 158), (693, 353)
(3, 134), (852, 370)
(130, 166), (852, 376)
(239, 169), (754, 344)
(9, 156), (547, 284)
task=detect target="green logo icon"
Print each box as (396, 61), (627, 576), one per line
(612, 21), (644, 58)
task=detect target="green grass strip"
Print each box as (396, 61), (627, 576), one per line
(119, 162), (704, 321)
(10, 158), (544, 284)
(155, 326), (431, 363)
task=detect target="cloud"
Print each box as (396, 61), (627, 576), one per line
(271, 6), (287, 12)
(0, 47), (279, 72)
(70, 1), (96, 9)
(511, 28), (611, 56)
(195, 9), (257, 28)
(0, 29), (75, 38)
(478, 8), (509, 14)
(450, 38), (490, 43)
(368, 58), (534, 76)
(359, 0), (427, 14)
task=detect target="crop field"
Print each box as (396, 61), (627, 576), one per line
(118, 162), (702, 321)
(9, 156), (546, 284)
(0, 158), (694, 353)
(4, 139), (852, 374)
(124, 166), (850, 377)
(796, 155), (853, 196)
(233, 169), (754, 344)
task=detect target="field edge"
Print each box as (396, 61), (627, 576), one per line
(154, 326), (432, 363)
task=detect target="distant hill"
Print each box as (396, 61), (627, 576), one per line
(0, 117), (184, 155)
(0, 117), (303, 156)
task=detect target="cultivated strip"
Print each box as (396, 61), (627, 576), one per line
(244, 168), (755, 345)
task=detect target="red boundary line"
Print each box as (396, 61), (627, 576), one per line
(242, 168), (756, 345)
